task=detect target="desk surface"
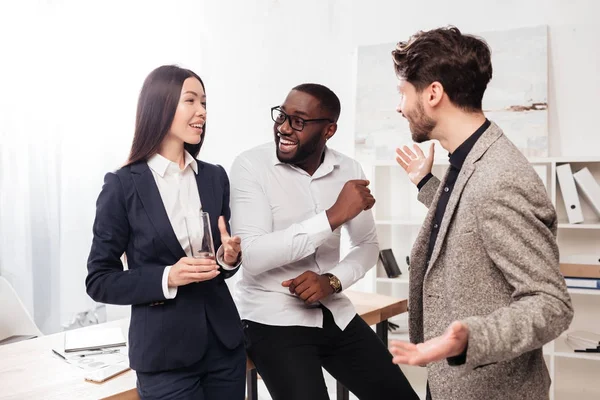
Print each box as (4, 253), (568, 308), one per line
(0, 290), (407, 400)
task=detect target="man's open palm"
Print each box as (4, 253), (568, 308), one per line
(390, 321), (469, 366)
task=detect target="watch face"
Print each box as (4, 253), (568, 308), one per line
(325, 274), (341, 292)
(331, 277), (341, 292)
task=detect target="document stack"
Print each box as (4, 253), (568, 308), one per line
(560, 262), (600, 291)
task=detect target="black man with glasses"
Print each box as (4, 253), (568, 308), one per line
(229, 84), (418, 400)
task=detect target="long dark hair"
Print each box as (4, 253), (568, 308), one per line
(126, 65), (206, 165)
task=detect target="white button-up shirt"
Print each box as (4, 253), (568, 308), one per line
(230, 143), (378, 330)
(147, 151), (235, 300)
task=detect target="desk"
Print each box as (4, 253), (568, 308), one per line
(0, 291), (407, 400)
(0, 317), (135, 400)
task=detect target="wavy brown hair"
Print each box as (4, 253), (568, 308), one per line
(126, 65), (206, 165)
(392, 26), (492, 112)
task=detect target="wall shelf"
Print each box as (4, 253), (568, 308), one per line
(558, 223), (600, 230)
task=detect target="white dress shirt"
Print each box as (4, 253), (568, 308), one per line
(230, 143), (379, 330)
(147, 151), (237, 300)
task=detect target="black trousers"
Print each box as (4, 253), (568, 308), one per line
(136, 321), (246, 400)
(244, 306), (418, 400)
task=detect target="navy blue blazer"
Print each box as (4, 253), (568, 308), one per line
(86, 160), (243, 373)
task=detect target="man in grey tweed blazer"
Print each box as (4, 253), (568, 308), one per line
(389, 27), (574, 400)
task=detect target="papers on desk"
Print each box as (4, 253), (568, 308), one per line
(52, 327), (128, 371)
(52, 347), (128, 371)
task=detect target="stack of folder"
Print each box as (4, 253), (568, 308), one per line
(560, 263), (600, 290)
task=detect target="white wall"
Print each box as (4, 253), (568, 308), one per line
(201, 0), (600, 170)
(347, 0), (600, 157)
(1, 0), (598, 331)
(198, 0), (356, 167)
(1, 0), (211, 331)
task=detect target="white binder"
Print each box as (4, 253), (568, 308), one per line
(573, 167), (600, 218)
(556, 164), (584, 224)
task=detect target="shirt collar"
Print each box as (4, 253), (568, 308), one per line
(448, 119), (490, 169)
(322, 146), (340, 168)
(312, 146), (340, 178)
(272, 145), (340, 175)
(147, 151), (198, 177)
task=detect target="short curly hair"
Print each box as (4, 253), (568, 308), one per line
(392, 26), (492, 112)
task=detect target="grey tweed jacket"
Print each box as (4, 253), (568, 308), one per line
(409, 122), (573, 400)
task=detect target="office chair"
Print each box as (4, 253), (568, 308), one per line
(0, 276), (43, 344)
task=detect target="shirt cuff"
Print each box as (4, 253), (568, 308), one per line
(216, 245), (242, 271)
(447, 346), (468, 366)
(301, 211), (333, 248)
(162, 266), (177, 299)
(417, 173), (434, 191)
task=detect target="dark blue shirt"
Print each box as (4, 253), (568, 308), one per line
(418, 119), (491, 263)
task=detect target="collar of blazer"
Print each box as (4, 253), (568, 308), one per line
(129, 160), (215, 261)
(424, 122), (503, 279)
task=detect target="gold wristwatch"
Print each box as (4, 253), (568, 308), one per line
(324, 273), (342, 294)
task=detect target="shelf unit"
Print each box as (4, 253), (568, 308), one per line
(362, 155), (600, 400)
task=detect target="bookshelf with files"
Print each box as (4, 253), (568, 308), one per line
(361, 155), (600, 400)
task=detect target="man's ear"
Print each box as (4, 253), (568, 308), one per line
(325, 123), (338, 141)
(427, 81), (444, 107)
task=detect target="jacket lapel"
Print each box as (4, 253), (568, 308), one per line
(424, 123), (503, 279)
(131, 162), (186, 260)
(194, 161), (213, 215)
(411, 170), (449, 272)
(424, 164), (475, 280)
(408, 169), (449, 343)
(194, 161), (219, 246)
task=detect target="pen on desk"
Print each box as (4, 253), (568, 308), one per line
(77, 348), (121, 357)
(52, 349), (67, 360)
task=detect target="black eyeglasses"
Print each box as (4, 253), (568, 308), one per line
(271, 106), (334, 131)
